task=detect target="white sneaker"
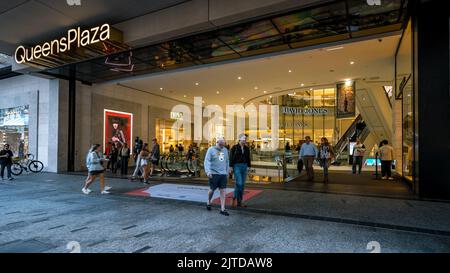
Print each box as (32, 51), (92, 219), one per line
(104, 186), (112, 191)
(101, 190), (110, 195)
(388, 177), (394, 181)
(82, 188), (90, 195)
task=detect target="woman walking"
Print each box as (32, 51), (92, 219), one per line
(318, 137), (334, 183)
(139, 143), (151, 184)
(120, 143), (130, 175)
(82, 144), (111, 195)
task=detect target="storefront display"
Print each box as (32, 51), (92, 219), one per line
(103, 109), (133, 155)
(0, 105), (29, 157)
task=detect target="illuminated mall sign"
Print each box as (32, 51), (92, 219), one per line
(281, 106), (329, 115)
(14, 24), (111, 64)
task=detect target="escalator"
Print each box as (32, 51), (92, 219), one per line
(334, 114), (370, 162)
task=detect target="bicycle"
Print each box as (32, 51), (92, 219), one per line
(11, 154), (44, 176)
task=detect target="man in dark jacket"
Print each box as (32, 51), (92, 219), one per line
(0, 144), (14, 181)
(229, 134), (251, 207)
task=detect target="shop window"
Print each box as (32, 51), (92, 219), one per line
(0, 105), (29, 157)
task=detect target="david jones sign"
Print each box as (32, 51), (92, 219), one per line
(15, 24), (110, 64)
(281, 106), (329, 115)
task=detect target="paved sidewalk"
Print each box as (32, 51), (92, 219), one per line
(1, 173), (450, 253)
(10, 173), (450, 234)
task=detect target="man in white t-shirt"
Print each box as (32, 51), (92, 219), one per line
(352, 138), (366, 174)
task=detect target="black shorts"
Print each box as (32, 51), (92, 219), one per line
(209, 174), (228, 191)
(89, 170), (104, 176)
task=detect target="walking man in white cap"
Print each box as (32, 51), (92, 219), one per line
(204, 137), (230, 216)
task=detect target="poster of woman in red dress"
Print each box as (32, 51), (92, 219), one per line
(103, 109), (133, 155)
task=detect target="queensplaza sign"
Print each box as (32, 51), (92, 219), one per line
(14, 24), (125, 68)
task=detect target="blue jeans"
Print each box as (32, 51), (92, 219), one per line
(233, 163), (248, 202)
(1, 163), (12, 179)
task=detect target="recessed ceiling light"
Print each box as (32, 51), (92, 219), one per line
(254, 86), (258, 90)
(195, 82), (199, 86)
(183, 95), (187, 98)
(237, 76), (242, 80)
(288, 70), (292, 73)
(216, 91), (220, 94)
(300, 83), (304, 87)
(160, 87), (163, 91)
(269, 95), (272, 98)
(263, 91), (267, 94)
(241, 97), (245, 100)
(350, 61), (355, 65)
(310, 88), (313, 91)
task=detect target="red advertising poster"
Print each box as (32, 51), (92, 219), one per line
(103, 109), (133, 155)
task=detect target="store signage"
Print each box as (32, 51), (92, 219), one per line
(14, 24), (110, 64)
(170, 111), (184, 120)
(281, 106), (329, 115)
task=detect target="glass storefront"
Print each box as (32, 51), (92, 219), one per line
(395, 19), (415, 182)
(0, 105), (29, 157)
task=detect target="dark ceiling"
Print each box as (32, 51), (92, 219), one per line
(0, 0), (191, 54)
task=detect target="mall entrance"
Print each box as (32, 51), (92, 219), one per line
(77, 29), (415, 199)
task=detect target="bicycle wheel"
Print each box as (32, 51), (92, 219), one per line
(28, 160), (44, 173)
(11, 163), (23, 176)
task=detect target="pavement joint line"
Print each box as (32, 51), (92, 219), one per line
(70, 227), (88, 233)
(5, 211), (21, 215)
(48, 225), (65, 230)
(134, 232), (150, 238)
(31, 212), (48, 216)
(133, 246), (152, 253)
(6, 221), (25, 226)
(87, 239), (108, 247)
(31, 218), (50, 224)
(122, 225), (137, 230)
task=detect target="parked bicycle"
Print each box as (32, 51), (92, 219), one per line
(11, 154), (44, 176)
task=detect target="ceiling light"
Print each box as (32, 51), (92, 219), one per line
(345, 79), (353, 86)
(195, 82), (199, 86)
(159, 87), (163, 91)
(254, 86), (258, 90)
(237, 76), (242, 80)
(269, 95), (272, 98)
(350, 61), (355, 65)
(263, 91), (267, 94)
(216, 91), (220, 94)
(300, 83), (304, 87)
(183, 95), (187, 98)
(288, 70), (292, 73)
(310, 88), (313, 91)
